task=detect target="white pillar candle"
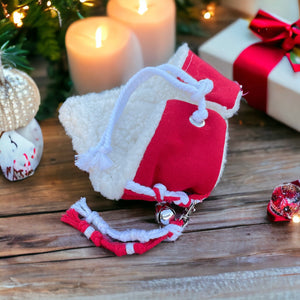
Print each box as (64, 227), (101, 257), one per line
(221, 0), (299, 22)
(107, 0), (176, 66)
(65, 17), (143, 95)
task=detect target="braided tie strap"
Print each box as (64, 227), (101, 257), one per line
(61, 198), (185, 256)
(125, 181), (204, 207)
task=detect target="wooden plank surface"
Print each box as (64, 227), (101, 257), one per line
(1, 95), (299, 299)
(1, 4), (300, 299)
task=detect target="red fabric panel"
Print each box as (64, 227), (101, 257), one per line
(123, 100), (227, 199)
(183, 50), (241, 110)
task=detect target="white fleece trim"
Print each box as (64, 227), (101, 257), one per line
(168, 43), (190, 69)
(59, 44), (238, 200)
(59, 89), (168, 200)
(213, 119), (229, 191)
(206, 89), (243, 118)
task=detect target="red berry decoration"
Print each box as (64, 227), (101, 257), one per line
(268, 180), (300, 222)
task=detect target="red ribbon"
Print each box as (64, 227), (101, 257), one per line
(233, 10), (300, 112)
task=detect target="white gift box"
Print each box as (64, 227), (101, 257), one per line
(220, 0), (299, 22)
(199, 18), (300, 132)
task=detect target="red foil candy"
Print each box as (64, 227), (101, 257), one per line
(267, 180), (300, 222)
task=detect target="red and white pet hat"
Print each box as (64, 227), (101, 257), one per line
(59, 44), (242, 256)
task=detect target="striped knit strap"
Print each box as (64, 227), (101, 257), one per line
(61, 200), (185, 256)
(61, 208), (170, 256)
(70, 197), (184, 243)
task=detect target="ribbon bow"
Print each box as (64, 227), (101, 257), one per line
(250, 10), (300, 71)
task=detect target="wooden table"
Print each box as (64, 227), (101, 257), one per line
(1, 5), (300, 299)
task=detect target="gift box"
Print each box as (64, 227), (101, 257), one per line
(220, 0), (299, 22)
(199, 11), (300, 132)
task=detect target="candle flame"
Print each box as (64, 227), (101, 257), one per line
(292, 215), (300, 223)
(95, 27), (103, 48)
(138, 0), (148, 15)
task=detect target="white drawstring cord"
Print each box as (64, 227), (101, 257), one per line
(71, 197), (183, 243)
(159, 64), (213, 126)
(75, 64), (213, 173)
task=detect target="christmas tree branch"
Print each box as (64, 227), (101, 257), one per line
(0, 41), (32, 70)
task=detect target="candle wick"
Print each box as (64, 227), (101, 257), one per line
(96, 27), (103, 48)
(138, 0), (148, 15)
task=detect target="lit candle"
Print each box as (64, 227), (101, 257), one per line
(107, 0), (176, 66)
(65, 17), (143, 95)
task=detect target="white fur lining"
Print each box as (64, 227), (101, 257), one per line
(59, 45), (193, 199)
(59, 89), (166, 200)
(59, 43), (238, 200)
(206, 89), (242, 119)
(168, 43), (190, 68)
(213, 119), (229, 191)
